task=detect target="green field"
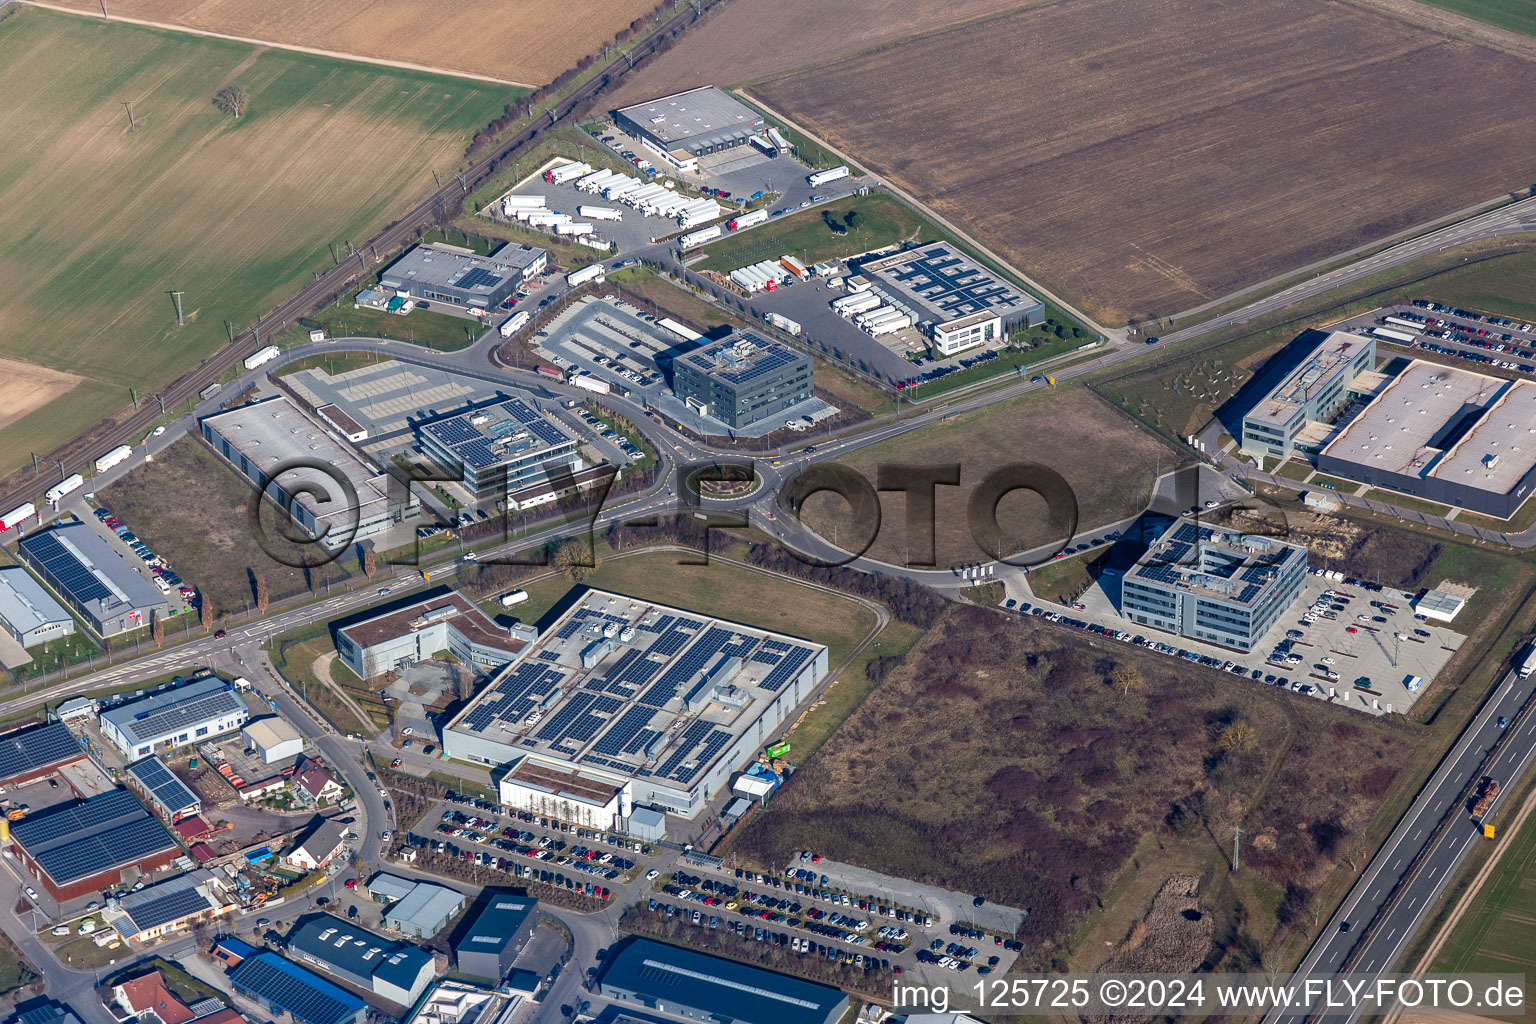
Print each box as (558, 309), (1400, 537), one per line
(1431, 797), (1536, 1010)
(693, 193), (923, 272)
(1422, 251), (1536, 321)
(1419, 0), (1536, 37)
(282, 296), (484, 351)
(0, 9), (521, 474)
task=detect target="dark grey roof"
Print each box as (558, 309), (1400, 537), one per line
(118, 871), (216, 933)
(231, 952), (365, 1024)
(10, 789), (179, 885)
(599, 938), (847, 1024)
(14, 1002), (83, 1024)
(17, 521), (167, 614)
(288, 918), (431, 987)
(127, 757), (200, 813)
(0, 721), (84, 783)
(457, 894), (537, 954)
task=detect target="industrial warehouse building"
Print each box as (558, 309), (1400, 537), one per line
(1315, 359), (1536, 518)
(202, 396), (418, 546)
(335, 592), (531, 680)
(672, 331), (814, 429)
(1120, 517), (1308, 652)
(0, 566), (75, 649)
(8, 788), (181, 900)
(443, 589), (828, 823)
(379, 243), (546, 312)
(507, 464), (618, 512)
(100, 676), (250, 758)
(242, 717), (305, 763)
(231, 952), (368, 1024)
(453, 894), (537, 981)
(17, 521), (169, 638)
(0, 721), (88, 788)
(1240, 331), (1381, 460)
(861, 242), (1045, 356)
(287, 918), (439, 1006)
(383, 880), (465, 938)
(614, 87), (765, 173)
(416, 396), (580, 502)
(125, 757), (202, 823)
(597, 937), (849, 1024)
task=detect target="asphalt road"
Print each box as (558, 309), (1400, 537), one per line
(1265, 669), (1536, 1024)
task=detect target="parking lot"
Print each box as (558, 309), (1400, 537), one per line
(1340, 300), (1536, 378)
(85, 502), (194, 615)
(1010, 566), (1462, 716)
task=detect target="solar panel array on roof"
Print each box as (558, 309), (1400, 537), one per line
(454, 267), (502, 291)
(22, 532), (114, 603)
(128, 757), (200, 813)
(10, 789), (178, 885)
(460, 662), (564, 733)
(122, 881), (214, 932)
(0, 722), (83, 783)
(232, 952), (366, 1024)
(759, 646), (814, 692)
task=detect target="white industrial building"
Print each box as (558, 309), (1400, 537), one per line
(335, 592), (533, 680)
(860, 242), (1045, 356)
(242, 718), (305, 763)
(0, 566), (75, 649)
(99, 676), (250, 758)
(445, 589), (828, 822)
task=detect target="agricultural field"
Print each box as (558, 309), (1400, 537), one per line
(1411, 0), (1536, 37)
(44, 0), (660, 85)
(752, 0), (1536, 325)
(1430, 791), (1536, 994)
(734, 603), (1408, 965)
(607, 0), (1033, 107)
(0, 10), (520, 476)
(797, 387), (1175, 567)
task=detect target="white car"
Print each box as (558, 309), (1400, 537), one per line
(645, 869), (659, 880)
(378, 787), (388, 797)
(153, 425), (166, 436)
(24, 887), (38, 901)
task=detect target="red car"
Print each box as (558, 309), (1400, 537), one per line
(391, 758), (403, 768)
(344, 878), (357, 889)
(214, 629), (227, 638)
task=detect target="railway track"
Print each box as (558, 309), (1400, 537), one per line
(0, 0), (715, 514)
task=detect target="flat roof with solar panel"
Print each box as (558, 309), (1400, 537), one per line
(9, 788), (179, 890)
(100, 676), (249, 756)
(378, 242), (545, 310)
(671, 330), (814, 429)
(444, 589), (827, 818)
(0, 721), (87, 785)
(17, 521), (168, 637)
(861, 242), (1044, 331)
(112, 870), (219, 936)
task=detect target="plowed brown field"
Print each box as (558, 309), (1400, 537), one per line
(754, 0), (1536, 324)
(607, 0), (1036, 107)
(43, 0), (658, 85)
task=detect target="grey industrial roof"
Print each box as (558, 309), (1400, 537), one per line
(10, 788), (179, 885)
(599, 938), (847, 1024)
(289, 918), (432, 988)
(17, 521), (167, 617)
(380, 243), (544, 294)
(117, 870), (217, 933)
(101, 677), (244, 746)
(457, 894), (537, 954)
(201, 396), (400, 534)
(127, 757), (201, 813)
(0, 566), (72, 636)
(616, 87), (762, 147)
(365, 873), (416, 902)
(861, 242), (1042, 327)
(0, 721), (85, 783)
(385, 881), (464, 933)
(1246, 331), (1374, 430)
(231, 952), (366, 1024)
(418, 397), (575, 472)
(678, 331), (808, 389)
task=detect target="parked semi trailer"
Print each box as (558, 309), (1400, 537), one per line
(578, 205), (624, 221)
(555, 222), (595, 236)
(567, 263), (607, 288)
(244, 345), (280, 370)
(571, 373), (611, 395)
(94, 445), (133, 474)
(46, 474), (83, 506)
(545, 161), (591, 185)
(498, 310), (530, 338)
(728, 209), (770, 231)
(806, 165), (850, 187)
(0, 503), (35, 532)
(765, 312), (802, 336)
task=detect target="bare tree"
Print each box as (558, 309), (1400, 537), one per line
(213, 85), (248, 119)
(255, 573), (270, 613)
(553, 540), (599, 583)
(151, 610), (165, 647)
(200, 599), (214, 633)
(362, 544), (378, 578)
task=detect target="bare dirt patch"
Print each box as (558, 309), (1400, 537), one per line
(752, 0), (1536, 325)
(608, 0), (1036, 107)
(0, 358), (79, 432)
(41, 0), (657, 85)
